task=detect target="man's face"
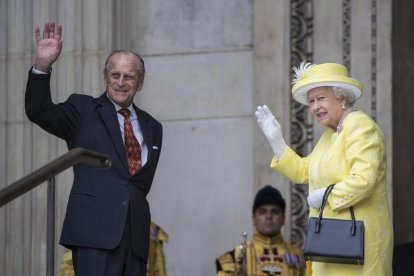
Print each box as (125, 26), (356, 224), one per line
(104, 53), (143, 108)
(253, 204), (285, 237)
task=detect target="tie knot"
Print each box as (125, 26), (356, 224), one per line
(118, 109), (131, 118)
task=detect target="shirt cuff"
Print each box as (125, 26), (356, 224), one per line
(31, 66), (49, 74)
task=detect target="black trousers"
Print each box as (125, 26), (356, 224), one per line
(72, 208), (146, 276)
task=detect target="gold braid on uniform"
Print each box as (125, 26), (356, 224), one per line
(216, 232), (306, 276)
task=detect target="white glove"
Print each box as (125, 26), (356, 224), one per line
(255, 105), (287, 158)
(307, 188), (326, 209)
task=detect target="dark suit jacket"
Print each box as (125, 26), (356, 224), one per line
(25, 70), (162, 261)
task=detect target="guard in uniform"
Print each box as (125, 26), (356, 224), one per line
(58, 221), (169, 276)
(216, 185), (305, 276)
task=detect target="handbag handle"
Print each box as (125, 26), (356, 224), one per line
(314, 184), (357, 236)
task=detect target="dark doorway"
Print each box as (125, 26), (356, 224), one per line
(392, 0), (414, 246)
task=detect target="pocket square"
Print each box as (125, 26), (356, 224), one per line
(153, 146), (159, 150)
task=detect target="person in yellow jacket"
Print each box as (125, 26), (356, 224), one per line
(255, 62), (393, 275)
(216, 185), (306, 276)
(59, 221), (168, 276)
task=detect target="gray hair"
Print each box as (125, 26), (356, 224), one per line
(103, 50), (145, 81)
(331, 86), (356, 108)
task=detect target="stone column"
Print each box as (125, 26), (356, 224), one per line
(253, 0), (294, 241)
(0, 0), (113, 274)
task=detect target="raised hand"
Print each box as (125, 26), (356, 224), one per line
(34, 22), (63, 72)
(255, 105), (287, 158)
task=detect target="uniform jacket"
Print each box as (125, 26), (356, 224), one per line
(25, 70), (163, 260)
(147, 221), (169, 276)
(216, 232), (305, 276)
(271, 111), (392, 275)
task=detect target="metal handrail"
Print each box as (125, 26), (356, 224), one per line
(0, 148), (111, 276)
(0, 147), (111, 207)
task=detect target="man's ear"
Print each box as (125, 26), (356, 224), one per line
(252, 213), (257, 228)
(103, 73), (108, 89)
(137, 78), (144, 91)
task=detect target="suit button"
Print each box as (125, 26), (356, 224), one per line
(121, 201), (129, 206)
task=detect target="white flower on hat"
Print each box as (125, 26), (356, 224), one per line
(292, 62), (315, 85)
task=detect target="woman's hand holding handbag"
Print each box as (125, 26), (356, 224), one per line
(304, 184), (365, 265)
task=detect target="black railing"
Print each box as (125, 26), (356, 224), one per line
(0, 148), (111, 276)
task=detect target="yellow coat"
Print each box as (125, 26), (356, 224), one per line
(271, 111), (392, 276)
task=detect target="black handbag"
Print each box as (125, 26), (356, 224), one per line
(304, 184), (364, 265)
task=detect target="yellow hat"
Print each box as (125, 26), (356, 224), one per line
(291, 62), (363, 105)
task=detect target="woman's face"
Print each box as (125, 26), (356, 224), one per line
(307, 87), (346, 130)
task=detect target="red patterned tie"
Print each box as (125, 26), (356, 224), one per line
(118, 109), (142, 175)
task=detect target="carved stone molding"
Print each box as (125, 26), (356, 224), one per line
(370, 0), (378, 121)
(343, 0), (351, 70)
(290, 0), (313, 247)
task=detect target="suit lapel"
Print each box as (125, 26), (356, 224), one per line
(134, 105), (153, 164)
(96, 93), (130, 174)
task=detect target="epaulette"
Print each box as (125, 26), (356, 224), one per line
(216, 250), (236, 272)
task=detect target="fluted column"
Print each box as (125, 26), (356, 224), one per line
(0, 0), (113, 274)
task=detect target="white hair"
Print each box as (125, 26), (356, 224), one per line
(332, 86), (356, 108)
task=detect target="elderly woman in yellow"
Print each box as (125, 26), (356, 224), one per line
(255, 62), (393, 275)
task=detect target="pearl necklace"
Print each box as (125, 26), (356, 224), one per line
(336, 108), (354, 133)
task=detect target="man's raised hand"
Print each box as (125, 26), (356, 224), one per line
(34, 21), (63, 72)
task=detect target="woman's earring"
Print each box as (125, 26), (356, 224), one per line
(342, 104), (346, 110)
